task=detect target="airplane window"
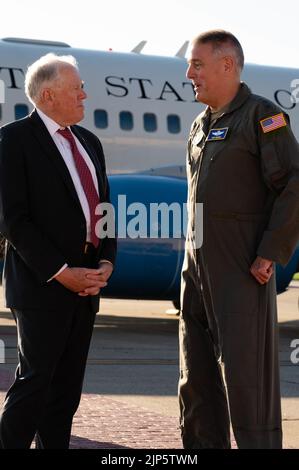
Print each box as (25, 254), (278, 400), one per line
(15, 104), (29, 120)
(167, 114), (181, 134)
(94, 109), (108, 129)
(143, 113), (157, 132)
(119, 111), (133, 131)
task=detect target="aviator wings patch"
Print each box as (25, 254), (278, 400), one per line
(207, 127), (229, 141)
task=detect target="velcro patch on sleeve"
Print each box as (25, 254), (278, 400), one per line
(260, 113), (287, 133)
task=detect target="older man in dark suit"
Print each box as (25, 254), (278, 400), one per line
(0, 53), (116, 448)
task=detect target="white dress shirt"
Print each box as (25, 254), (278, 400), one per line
(36, 109), (111, 280)
(36, 107), (99, 243)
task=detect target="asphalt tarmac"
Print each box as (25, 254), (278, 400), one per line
(0, 284), (298, 449)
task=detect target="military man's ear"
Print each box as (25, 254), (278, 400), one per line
(223, 56), (234, 73)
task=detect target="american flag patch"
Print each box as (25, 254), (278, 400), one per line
(260, 113), (287, 133)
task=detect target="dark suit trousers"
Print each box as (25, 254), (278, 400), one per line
(0, 294), (96, 449)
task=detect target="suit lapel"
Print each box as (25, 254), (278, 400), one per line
(28, 110), (84, 213)
(28, 110), (105, 209)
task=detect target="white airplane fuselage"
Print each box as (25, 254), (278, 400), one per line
(1, 38), (299, 177)
(1, 38), (299, 300)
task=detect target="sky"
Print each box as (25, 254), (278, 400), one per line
(1, 0), (299, 68)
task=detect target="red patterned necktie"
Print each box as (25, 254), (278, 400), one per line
(57, 128), (100, 248)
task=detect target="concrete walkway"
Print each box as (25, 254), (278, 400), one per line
(0, 284), (298, 449)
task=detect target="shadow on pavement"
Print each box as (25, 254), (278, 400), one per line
(70, 436), (129, 449)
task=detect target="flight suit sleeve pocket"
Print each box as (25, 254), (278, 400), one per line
(260, 141), (288, 192)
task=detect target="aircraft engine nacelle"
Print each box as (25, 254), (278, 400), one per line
(0, 175), (297, 297)
(276, 248), (299, 294)
(102, 175), (187, 301)
(102, 174), (299, 300)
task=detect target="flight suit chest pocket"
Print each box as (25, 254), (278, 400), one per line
(189, 130), (206, 165)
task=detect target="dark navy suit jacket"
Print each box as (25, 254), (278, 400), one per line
(0, 110), (116, 311)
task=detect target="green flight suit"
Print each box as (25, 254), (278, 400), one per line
(179, 82), (299, 449)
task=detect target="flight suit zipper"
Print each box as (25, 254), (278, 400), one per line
(193, 113), (227, 279)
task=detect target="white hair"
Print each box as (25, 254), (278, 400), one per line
(25, 53), (78, 104)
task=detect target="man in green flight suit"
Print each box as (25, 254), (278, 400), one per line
(179, 30), (299, 449)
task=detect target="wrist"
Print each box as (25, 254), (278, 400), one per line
(56, 266), (71, 281)
(99, 260), (113, 268)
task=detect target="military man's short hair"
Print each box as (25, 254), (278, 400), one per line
(192, 30), (244, 71)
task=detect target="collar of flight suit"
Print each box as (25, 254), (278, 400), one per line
(189, 82), (252, 147)
(199, 82), (252, 123)
(220, 81), (252, 116)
